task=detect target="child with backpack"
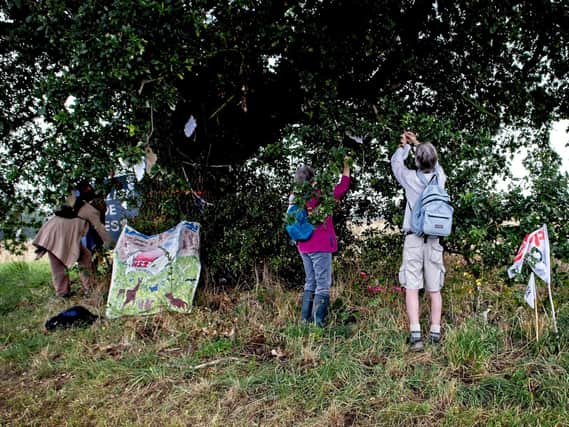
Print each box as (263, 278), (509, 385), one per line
(391, 131), (448, 351)
(289, 158), (351, 327)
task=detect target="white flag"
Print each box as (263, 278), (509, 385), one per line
(526, 225), (551, 285)
(524, 272), (536, 309)
(133, 157), (146, 182)
(184, 115), (197, 138)
(508, 224), (551, 284)
(508, 233), (530, 278)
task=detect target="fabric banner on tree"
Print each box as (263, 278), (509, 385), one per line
(105, 221), (201, 319)
(105, 175), (140, 243)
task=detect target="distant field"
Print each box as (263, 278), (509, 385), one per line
(0, 241), (37, 263)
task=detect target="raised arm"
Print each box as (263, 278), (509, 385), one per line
(391, 139), (413, 187)
(79, 203), (113, 246)
(333, 156), (351, 200)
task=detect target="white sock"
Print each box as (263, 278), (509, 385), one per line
(410, 323), (421, 337)
(430, 324), (441, 334)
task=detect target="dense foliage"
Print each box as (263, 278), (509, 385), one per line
(1, 0), (568, 282)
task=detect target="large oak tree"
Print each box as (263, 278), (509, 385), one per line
(1, 0), (568, 277)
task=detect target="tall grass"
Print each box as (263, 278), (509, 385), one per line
(0, 259), (568, 426)
(0, 261), (51, 314)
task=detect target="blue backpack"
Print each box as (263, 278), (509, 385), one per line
(285, 204), (314, 242)
(410, 172), (453, 237)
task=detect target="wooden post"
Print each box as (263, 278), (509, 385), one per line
(534, 287), (539, 341)
(546, 280), (559, 334)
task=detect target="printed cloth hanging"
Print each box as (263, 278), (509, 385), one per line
(106, 221), (201, 318)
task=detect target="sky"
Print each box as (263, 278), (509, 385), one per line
(510, 119), (569, 180)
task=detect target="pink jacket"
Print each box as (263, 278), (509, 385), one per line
(297, 175), (350, 253)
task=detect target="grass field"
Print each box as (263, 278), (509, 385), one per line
(1, 258), (569, 426)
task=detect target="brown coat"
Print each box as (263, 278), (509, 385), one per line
(33, 202), (112, 268)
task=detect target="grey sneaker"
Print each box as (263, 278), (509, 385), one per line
(409, 335), (424, 352)
(429, 332), (441, 345)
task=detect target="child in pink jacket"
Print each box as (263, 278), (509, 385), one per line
(294, 158), (351, 326)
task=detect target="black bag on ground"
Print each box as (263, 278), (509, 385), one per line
(45, 306), (99, 331)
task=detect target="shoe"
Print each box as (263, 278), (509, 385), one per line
(409, 335), (424, 352)
(429, 332), (441, 345)
(312, 294), (330, 327)
(57, 290), (76, 299)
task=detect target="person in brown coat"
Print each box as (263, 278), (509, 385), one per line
(33, 183), (113, 297)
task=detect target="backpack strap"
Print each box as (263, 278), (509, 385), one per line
(416, 171), (428, 186)
(417, 170), (438, 186)
(408, 171), (425, 213)
(409, 171), (438, 213)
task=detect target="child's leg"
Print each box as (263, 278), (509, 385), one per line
(312, 252), (332, 326)
(48, 252), (70, 297)
(405, 289), (421, 327)
(405, 288), (423, 350)
(300, 253), (316, 321)
(424, 237), (445, 342)
(312, 252), (332, 297)
(399, 235), (423, 331)
(428, 291), (442, 342)
(429, 291), (442, 326)
(77, 245), (94, 292)
(399, 234), (425, 350)
(300, 253), (317, 293)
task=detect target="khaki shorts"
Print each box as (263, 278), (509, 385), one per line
(398, 234), (445, 292)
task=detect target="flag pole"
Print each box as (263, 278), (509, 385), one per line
(543, 225), (559, 335)
(546, 281), (559, 334)
(534, 286), (539, 341)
